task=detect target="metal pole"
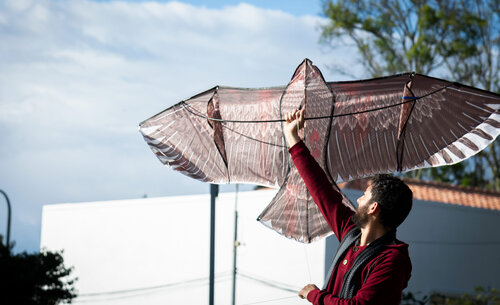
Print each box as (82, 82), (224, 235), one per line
(232, 184), (239, 305)
(209, 184), (218, 305)
(0, 190), (11, 248)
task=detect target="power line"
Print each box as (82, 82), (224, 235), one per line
(241, 295), (297, 305)
(75, 271), (233, 302)
(406, 240), (500, 245)
(237, 271), (300, 294)
(73, 270), (303, 303)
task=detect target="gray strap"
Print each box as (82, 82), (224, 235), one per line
(338, 230), (396, 298)
(322, 228), (361, 290)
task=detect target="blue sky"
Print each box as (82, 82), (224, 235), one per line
(0, 0), (358, 253)
(94, 0), (325, 16)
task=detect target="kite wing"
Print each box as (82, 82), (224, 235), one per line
(139, 86), (289, 187)
(325, 73), (500, 182)
(139, 59), (500, 243)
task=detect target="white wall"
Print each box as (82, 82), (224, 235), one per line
(41, 189), (326, 305)
(326, 189), (500, 296)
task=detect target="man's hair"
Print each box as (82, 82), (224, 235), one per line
(370, 174), (413, 229)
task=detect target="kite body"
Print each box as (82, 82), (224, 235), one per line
(139, 59), (500, 242)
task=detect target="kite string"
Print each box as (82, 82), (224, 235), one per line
(178, 82), (454, 150)
(303, 244), (312, 283)
(222, 124), (287, 148)
(180, 82), (454, 124)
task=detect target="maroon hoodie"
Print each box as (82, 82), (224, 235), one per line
(290, 141), (412, 305)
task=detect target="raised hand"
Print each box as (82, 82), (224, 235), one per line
(284, 108), (304, 148)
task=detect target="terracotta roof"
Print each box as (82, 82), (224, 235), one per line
(339, 178), (500, 211)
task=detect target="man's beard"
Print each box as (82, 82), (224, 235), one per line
(352, 203), (370, 228)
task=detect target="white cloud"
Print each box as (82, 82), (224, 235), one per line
(0, 0), (355, 252)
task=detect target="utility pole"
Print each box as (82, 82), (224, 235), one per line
(209, 184), (218, 305)
(0, 190), (11, 248)
(232, 184), (239, 305)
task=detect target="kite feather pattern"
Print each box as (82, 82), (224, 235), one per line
(139, 59), (500, 243)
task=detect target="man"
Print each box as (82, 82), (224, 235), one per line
(284, 109), (413, 305)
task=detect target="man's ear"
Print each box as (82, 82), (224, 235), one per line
(367, 201), (380, 215)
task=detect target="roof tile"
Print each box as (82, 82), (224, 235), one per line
(339, 178), (500, 211)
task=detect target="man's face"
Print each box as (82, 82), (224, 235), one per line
(353, 184), (374, 228)
(357, 184), (373, 208)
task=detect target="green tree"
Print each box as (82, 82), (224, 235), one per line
(0, 237), (77, 305)
(320, 0), (500, 189)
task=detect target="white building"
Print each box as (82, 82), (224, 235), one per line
(41, 183), (500, 304)
(41, 189), (325, 305)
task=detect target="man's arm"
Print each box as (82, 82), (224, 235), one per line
(306, 251), (411, 305)
(284, 109), (354, 239)
(299, 284), (319, 299)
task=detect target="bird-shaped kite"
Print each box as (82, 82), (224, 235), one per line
(139, 59), (500, 243)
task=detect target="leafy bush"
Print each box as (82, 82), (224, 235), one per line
(0, 239), (77, 305)
(402, 287), (500, 305)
